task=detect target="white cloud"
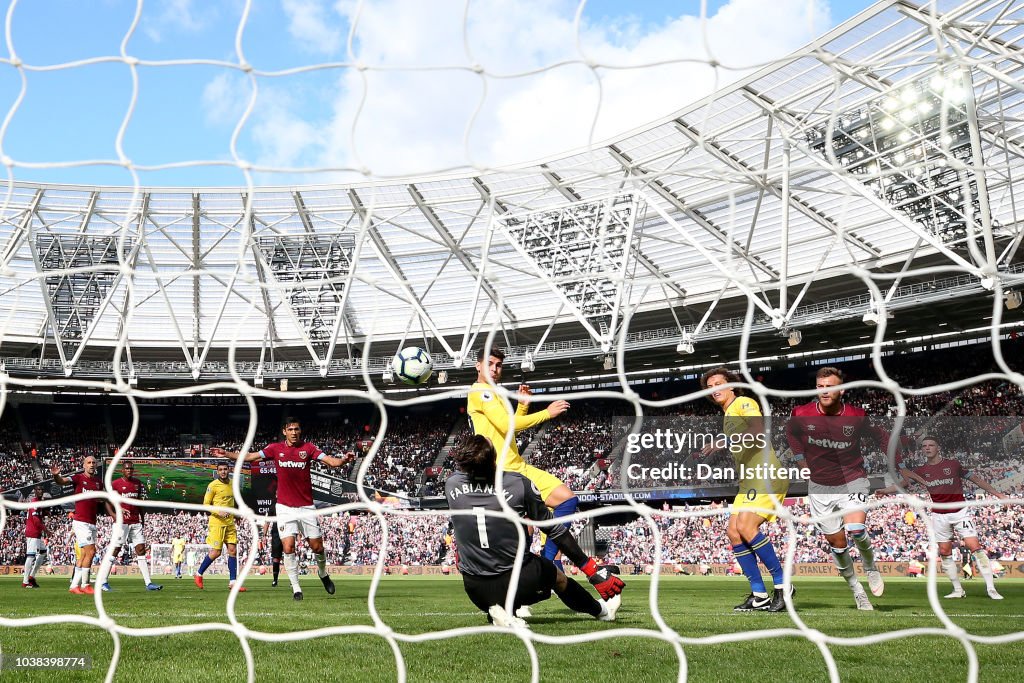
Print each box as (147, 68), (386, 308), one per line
(230, 0), (832, 178)
(201, 72), (251, 127)
(142, 0), (213, 43)
(201, 72), (325, 172)
(282, 0), (345, 55)
(248, 88), (325, 169)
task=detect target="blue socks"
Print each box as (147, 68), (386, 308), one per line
(748, 532), (785, 588)
(732, 543), (766, 594)
(198, 555), (238, 580)
(543, 497), (578, 569)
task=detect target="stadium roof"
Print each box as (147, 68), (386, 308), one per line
(0, 0), (1022, 383)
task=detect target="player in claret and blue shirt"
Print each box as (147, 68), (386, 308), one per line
(52, 455), (114, 595)
(213, 417), (354, 601)
(97, 460), (163, 592)
(21, 485), (48, 589)
(786, 366), (892, 610)
(877, 435), (1007, 600)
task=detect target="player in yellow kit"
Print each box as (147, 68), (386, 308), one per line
(700, 366), (791, 613)
(195, 463), (247, 592)
(171, 536), (186, 579)
(468, 347), (573, 569)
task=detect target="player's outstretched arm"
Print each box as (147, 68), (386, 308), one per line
(968, 474), (1008, 499)
(320, 452), (356, 468)
(476, 388), (568, 434)
(50, 465), (70, 486)
(210, 447), (262, 462)
(875, 473), (913, 496)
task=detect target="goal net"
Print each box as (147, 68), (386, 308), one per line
(0, 1), (1023, 682)
(150, 543), (215, 577)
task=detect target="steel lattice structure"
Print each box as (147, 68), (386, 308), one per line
(0, 0), (1021, 383)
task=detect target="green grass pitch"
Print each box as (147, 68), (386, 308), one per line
(1, 576), (1021, 682)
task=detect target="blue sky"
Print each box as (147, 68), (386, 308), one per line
(0, 0), (876, 188)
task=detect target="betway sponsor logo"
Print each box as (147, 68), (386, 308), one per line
(807, 436), (853, 449)
(925, 477), (954, 487)
(278, 460), (309, 468)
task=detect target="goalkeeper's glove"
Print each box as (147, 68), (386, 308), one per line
(581, 558), (625, 600)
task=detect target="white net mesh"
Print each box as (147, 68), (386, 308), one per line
(1, 0), (1024, 681)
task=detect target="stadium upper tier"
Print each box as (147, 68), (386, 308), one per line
(0, 0), (1021, 381)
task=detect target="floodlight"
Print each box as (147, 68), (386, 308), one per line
(603, 355), (614, 370)
(863, 300), (893, 325)
(521, 352), (535, 373)
(1005, 290), (1022, 310)
(946, 86), (967, 103)
(437, 370), (449, 384)
(787, 329), (802, 347)
(676, 334), (695, 355)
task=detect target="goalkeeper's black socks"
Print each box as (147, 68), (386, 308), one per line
(556, 577), (602, 617)
(272, 559), (280, 582)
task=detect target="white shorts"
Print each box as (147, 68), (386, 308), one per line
(111, 522), (145, 548)
(276, 503), (322, 540)
(26, 537), (47, 555)
(929, 509), (977, 543)
(808, 478), (871, 536)
(72, 521), (97, 547)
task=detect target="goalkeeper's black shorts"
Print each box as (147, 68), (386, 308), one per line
(461, 554), (557, 614)
(270, 525), (283, 560)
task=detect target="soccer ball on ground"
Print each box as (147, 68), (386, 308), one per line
(392, 346), (433, 385)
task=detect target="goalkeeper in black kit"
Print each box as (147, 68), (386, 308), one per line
(445, 435), (623, 627)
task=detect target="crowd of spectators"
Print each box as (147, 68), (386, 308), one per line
(0, 417), (38, 490)
(4, 476), (1022, 570)
(357, 414), (455, 495)
(603, 492), (1024, 568)
(0, 449), (36, 492)
(0, 507), (459, 569)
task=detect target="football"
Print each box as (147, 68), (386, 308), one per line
(392, 346), (434, 385)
